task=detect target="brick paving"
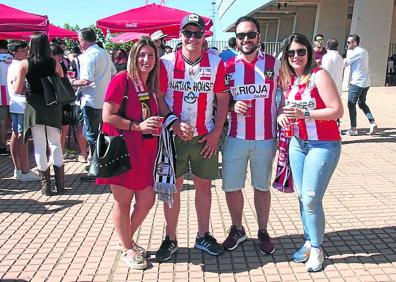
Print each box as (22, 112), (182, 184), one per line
(0, 87), (395, 282)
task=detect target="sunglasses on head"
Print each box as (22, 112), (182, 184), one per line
(235, 31), (259, 40)
(181, 30), (204, 39)
(286, 48), (307, 58)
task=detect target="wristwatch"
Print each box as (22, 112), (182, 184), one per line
(304, 109), (310, 118)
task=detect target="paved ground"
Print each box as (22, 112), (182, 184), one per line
(0, 87), (395, 282)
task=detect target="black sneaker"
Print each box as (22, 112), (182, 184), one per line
(257, 229), (275, 255)
(195, 232), (224, 256)
(223, 225), (248, 251)
(80, 174), (96, 182)
(156, 236), (179, 262)
(0, 147), (8, 156)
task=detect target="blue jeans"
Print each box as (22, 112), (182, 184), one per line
(289, 137), (341, 247)
(82, 106), (102, 152)
(348, 84), (375, 128)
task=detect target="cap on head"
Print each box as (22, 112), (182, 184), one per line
(150, 30), (167, 41)
(180, 13), (205, 31)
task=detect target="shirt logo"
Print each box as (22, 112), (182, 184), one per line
(184, 92), (197, 104)
(230, 83), (270, 100)
(264, 69), (274, 80)
(287, 98), (317, 110)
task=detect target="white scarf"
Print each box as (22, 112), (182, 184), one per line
(154, 113), (178, 207)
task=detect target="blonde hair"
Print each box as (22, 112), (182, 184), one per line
(127, 36), (159, 94)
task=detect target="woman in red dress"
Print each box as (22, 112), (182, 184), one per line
(97, 37), (162, 270)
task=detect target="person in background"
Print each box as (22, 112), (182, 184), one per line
(0, 39), (12, 156)
(343, 34), (377, 136)
(222, 15), (279, 255)
(156, 13), (229, 261)
(14, 33), (65, 196)
(322, 38), (344, 96)
(150, 30), (167, 57)
(7, 40), (40, 182)
(278, 33), (343, 272)
(164, 45), (173, 54)
(259, 42), (265, 53)
(97, 37), (162, 270)
(219, 36), (237, 62)
(50, 43), (74, 159)
(71, 28), (116, 181)
(70, 46), (89, 163)
(313, 34), (326, 65)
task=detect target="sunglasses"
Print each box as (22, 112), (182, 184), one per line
(235, 31), (259, 40)
(315, 39), (324, 43)
(181, 30), (204, 39)
(286, 48), (307, 58)
(346, 41), (353, 44)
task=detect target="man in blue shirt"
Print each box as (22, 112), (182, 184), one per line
(219, 37), (237, 62)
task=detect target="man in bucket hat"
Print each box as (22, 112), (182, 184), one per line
(151, 30), (167, 56)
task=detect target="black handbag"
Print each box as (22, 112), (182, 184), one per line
(88, 77), (131, 178)
(42, 75), (76, 105)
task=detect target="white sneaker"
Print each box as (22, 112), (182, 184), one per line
(369, 123), (378, 135)
(13, 169), (21, 180)
(305, 247), (324, 272)
(20, 170), (41, 182)
(343, 128), (358, 136)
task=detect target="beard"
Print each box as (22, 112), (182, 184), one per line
(240, 43), (258, 55)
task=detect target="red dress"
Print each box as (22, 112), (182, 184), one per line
(96, 72), (159, 190)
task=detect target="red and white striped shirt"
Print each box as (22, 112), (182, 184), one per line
(225, 51), (280, 140)
(160, 50), (227, 137)
(285, 67), (341, 141)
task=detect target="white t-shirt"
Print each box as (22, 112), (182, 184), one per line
(322, 50), (344, 95)
(79, 44), (116, 109)
(0, 53), (13, 106)
(7, 60), (27, 114)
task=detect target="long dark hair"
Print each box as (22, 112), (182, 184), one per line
(128, 36), (159, 94)
(28, 32), (51, 63)
(279, 33), (314, 90)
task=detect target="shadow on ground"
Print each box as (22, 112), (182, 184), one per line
(146, 226), (396, 274)
(342, 127), (396, 145)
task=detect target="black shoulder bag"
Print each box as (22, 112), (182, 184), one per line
(88, 77), (131, 178)
(41, 75), (76, 105)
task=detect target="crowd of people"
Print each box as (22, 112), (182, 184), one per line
(0, 11), (380, 272)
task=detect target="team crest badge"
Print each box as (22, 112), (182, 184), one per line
(264, 69), (274, 80)
(188, 66), (201, 80)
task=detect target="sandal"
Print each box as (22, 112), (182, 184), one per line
(117, 242), (147, 257)
(121, 249), (147, 270)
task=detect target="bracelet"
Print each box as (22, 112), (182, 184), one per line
(128, 120), (133, 131)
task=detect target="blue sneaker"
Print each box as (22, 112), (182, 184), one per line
(195, 232), (224, 256)
(292, 242), (311, 263)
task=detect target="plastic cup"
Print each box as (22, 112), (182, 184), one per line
(152, 116), (164, 136)
(242, 100), (253, 117)
(284, 120), (294, 138)
(67, 71), (76, 78)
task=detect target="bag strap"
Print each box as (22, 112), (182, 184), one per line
(119, 75), (129, 118)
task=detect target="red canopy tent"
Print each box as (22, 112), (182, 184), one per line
(0, 24), (78, 40)
(0, 4), (48, 32)
(96, 3), (213, 37)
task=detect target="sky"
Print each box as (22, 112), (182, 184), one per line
(1, 0), (233, 41)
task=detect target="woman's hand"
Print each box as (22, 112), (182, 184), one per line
(282, 105), (304, 119)
(277, 113), (290, 128)
(138, 116), (162, 134)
